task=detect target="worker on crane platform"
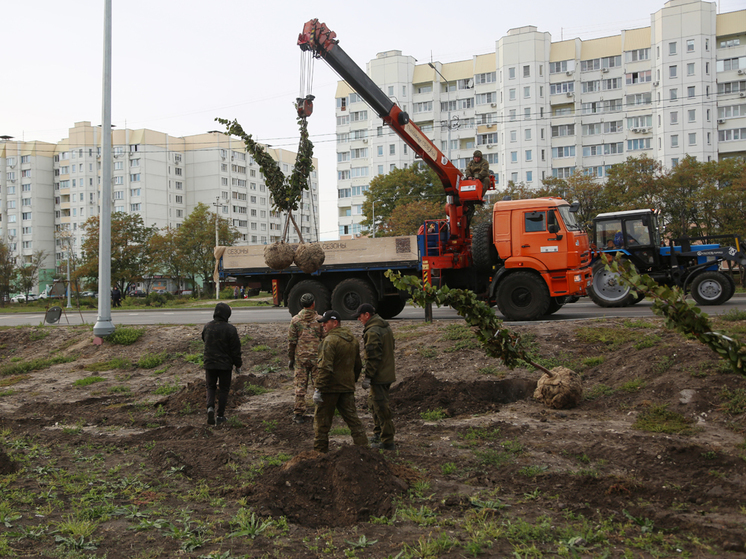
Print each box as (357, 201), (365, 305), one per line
(465, 150), (490, 190)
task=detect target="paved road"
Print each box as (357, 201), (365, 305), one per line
(1, 297), (744, 327)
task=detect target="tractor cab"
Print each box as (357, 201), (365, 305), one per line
(593, 209), (661, 271)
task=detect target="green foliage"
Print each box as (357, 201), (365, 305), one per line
(719, 387), (746, 415)
(633, 404), (694, 434)
(85, 357), (131, 372)
(138, 353), (168, 369)
(217, 116), (313, 214)
(386, 271), (550, 373)
(420, 408), (448, 421)
(721, 308), (746, 321)
(154, 380), (180, 396)
(106, 326), (145, 346)
(73, 376), (105, 388)
(144, 293), (167, 307)
(608, 257), (745, 375)
(1, 355), (76, 377)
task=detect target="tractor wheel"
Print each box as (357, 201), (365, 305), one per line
(722, 272), (736, 302)
(472, 222), (498, 272)
(496, 272), (550, 321)
(630, 291), (646, 305)
(691, 271), (730, 306)
(331, 278), (377, 320)
(545, 296), (566, 315)
(287, 280), (331, 316)
(588, 259), (636, 308)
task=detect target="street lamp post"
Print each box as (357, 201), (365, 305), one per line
(66, 243), (72, 309)
(213, 196), (222, 301)
(428, 62), (453, 161)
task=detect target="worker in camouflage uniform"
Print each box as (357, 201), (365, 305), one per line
(202, 302), (242, 426)
(312, 310), (368, 453)
(465, 149), (490, 190)
(355, 303), (397, 451)
(288, 293), (325, 424)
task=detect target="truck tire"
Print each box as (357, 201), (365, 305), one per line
(722, 272), (736, 302)
(588, 259), (636, 307)
(691, 271), (730, 306)
(496, 271), (550, 321)
(472, 222), (498, 272)
(331, 278), (377, 320)
(377, 294), (408, 319)
(545, 296), (566, 315)
(287, 280), (331, 316)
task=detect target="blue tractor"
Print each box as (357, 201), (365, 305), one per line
(588, 209), (745, 307)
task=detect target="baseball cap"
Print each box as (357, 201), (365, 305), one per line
(317, 310), (341, 323)
(300, 293), (315, 307)
(353, 303), (376, 318)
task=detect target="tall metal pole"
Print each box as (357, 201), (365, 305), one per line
(371, 201), (375, 238)
(213, 196), (221, 301)
(93, 0), (115, 336)
(66, 243), (72, 309)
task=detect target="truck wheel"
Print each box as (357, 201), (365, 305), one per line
(496, 272), (550, 321)
(691, 271), (730, 306)
(545, 296), (566, 315)
(331, 278), (377, 320)
(377, 294), (408, 319)
(288, 280), (331, 316)
(722, 272), (736, 302)
(472, 222), (498, 272)
(588, 259), (636, 307)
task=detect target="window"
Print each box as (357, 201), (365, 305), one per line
(416, 84), (432, 94)
(670, 88), (678, 101)
(719, 38), (740, 49)
(508, 67), (516, 79)
(688, 133), (697, 146)
(670, 111), (678, 124)
(114, 176), (123, 185)
(687, 62), (695, 76)
(525, 129), (531, 141)
(627, 138), (652, 151)
(669, 42), (677, 55)
(550, 81), (574, 95)
(350, 110), (368, 122)
(669, 65), (677, 78)
(130, 174), (140, 182)
(625, 70), (651, 85)
(131, 158), (140, 167)
(551, 124), (574, 137)
(114, 161), (123, 170)
(552, 146), (576, 158)
(525, 150), (532, 162)
(130, 203), (141, 212)
(687, 86), (695, 98)
(688, 109), (696, 122)
(524, 108), (531, 119)
(523, 86), (530, 98)
(476, 72), (496, 84)
(389, 144), (395, 155)
(376, 146), (383, 157)
(550, 60), (569, 74)
(625, 48), (650, 62)
(671, 134), (679, 147)
(22, 212), (31, 220)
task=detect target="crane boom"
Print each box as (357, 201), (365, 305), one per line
(298, 18), (480, 241)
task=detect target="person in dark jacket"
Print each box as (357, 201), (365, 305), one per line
(312, 310), (368, 453)
(202, 302), (242, 425)
(111, 286), (122, 308)
(356, 303), (397, 450)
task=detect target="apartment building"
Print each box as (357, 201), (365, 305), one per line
(334, 0), (746, 239)
(0, 122), (319, 292)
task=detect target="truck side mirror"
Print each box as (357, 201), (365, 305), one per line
(548, 224), (560, 234)
(641, 216), (649, 227)
(569, 202), (580, 213)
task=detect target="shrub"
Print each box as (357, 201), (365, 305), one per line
(106, 327), (145, 345)
(144, 293), (167, 307)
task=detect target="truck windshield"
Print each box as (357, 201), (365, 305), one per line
(557, 206), (582, 231)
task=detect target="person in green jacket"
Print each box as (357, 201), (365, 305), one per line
(312, 310), (368, 453)
(356, 303), (397, 451)
(465, 149), (490, 190)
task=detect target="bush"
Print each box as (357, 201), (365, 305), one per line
(138, 352), (167, 369)
(106, 326), (145, 345)
(145, 293), (167, 307)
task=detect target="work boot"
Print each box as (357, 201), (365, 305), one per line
(207, 407), (215, 426)
(216, 416), (227, 426)
(369, 434), (381, 444)
(371, 442), (396, 451)
(293, 414), (306, 424)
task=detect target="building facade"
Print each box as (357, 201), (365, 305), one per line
(0, 122), (319, 292)
(334, 0), (746, 238)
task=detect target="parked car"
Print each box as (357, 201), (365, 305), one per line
(175, 289), (193, 296)
(129, 290), (147, 297)
(80, 291), (98, 298)
(10, 294), (37, 303)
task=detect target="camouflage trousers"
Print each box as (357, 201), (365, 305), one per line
(368, 383), (395, 444)
(293, 361), (317, 416)
(313, 392), (368, 453)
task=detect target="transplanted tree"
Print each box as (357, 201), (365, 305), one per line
(175, 203), (240, 296)
(361, 163), (445, 236)
(76, 212), (159, 296)
(150, 226), (187, 292)
(16, 250), (48, 301)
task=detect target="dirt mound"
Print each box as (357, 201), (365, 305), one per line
(390, 371), (537, 418)
(248, 445), (408, 527)
(0, 450), (17, 475)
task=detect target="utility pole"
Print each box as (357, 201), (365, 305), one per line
(213, 196), (222, 301)
(94, 0), (115, 337)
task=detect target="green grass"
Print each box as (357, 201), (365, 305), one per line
(244, 384), (270, 396)
(633, 405), (694, 435)
(620, 378), (646, 392)
(443, 339), (479, 353)
(74, 376), (106, 388)
(584, 384), (616, 400)
(576, 326), (644, 350)
(154, 380), (180, 395)
(105, 327), (145, 345)
(633, 334), (661, 349)
(719, 387), (746, 415)
(418, 346), (438, 358)
(582, 356), (605, 368)
(85, 357), (131, 372)
(439, 324), (474, 341)
(720, 308), (746, 321)
(420, 408), (448, 421)
(137, 352), (168, 369)
(251, 345), (271, 352)
(0, 355), (77, 377)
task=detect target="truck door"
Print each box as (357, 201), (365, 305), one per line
(517, 209), (567, 269)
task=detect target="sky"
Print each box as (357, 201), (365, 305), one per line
(4, 0), (745, 240)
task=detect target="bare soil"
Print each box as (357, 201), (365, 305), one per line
(0, 315), (745, 558)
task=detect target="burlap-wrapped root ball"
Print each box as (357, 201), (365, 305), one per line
(264, 242), (296, 270)
(294, 243), (326, 274)
(533, 366), (583, 409)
